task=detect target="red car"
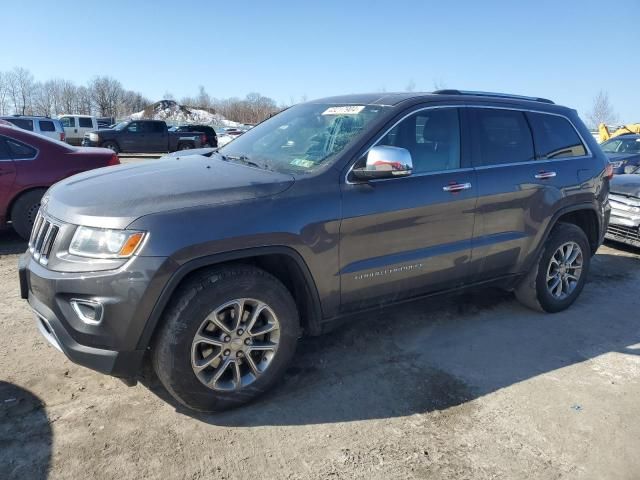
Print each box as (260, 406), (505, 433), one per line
(0, 124), (119, 238)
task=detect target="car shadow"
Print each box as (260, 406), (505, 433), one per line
(143, 250), (640, 427)
(0, 229), (27, 255)
(0, 382), (52, 479)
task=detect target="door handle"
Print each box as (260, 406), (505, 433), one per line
(443, 182), (472, 192)
(535, 171), (556, 180)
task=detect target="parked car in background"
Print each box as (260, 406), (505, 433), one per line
(82, 120), (203, 153)
(20, 90), (610, 412)
(59, 115), (99, 146)
(1, 115), (66, 142)
(606, 164), (640, 248)
(0, 124), (119, 238)
(600, 134), (640, 174)
(97, 117), (116, 129)
(169, 124), (218, 147)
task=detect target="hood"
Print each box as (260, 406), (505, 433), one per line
(44, 155), (295, 229)
(610, 174), (640, 198)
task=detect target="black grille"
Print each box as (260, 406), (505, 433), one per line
(28, 211), (60, 265)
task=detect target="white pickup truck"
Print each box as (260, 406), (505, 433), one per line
(59, 115), (99, 146)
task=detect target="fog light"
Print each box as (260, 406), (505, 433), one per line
(70, 299), (104, 325)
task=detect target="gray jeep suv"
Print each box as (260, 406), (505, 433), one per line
(19, 90), (611, 412)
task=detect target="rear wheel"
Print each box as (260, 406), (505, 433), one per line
(11, 189), (47, 239)
(152, 265), (300, 412)
(515, 223), (590, 313)
(102, 141), (119, 153)
(178, 143), (193, 151)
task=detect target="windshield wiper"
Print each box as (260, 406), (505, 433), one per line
(222, 154), (265, 170)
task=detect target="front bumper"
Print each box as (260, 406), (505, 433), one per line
(605, 194), (640, 248)
(19, 252), (168, 378)
(81, 138), (99, 147)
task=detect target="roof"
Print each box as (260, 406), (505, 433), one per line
(309, 90), (562, 108)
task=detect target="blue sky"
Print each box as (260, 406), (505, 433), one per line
(2, 0), (639, 121)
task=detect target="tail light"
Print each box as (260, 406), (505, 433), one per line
(60, 132), (66, 142)
(605, 163), (614, 179)
(108, 153), (120, 166)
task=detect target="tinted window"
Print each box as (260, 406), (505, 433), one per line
(527, 112), (586, 159)
(376, 108), (461, 173)
(6, 118), (34, 131)
(6, 139), (37, 159)
(60, 117), (75, 128)
(78, 117), (93, 128)
(472, 109), (534, 166)
(0, 138), (11, 160)
(148, 122), (165, 133)
(39, 120), (56, 132)
(127, 122), (140, 133)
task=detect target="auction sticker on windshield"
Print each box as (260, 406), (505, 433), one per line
(322, 106), (365, 115)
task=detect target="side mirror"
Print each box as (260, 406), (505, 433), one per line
(352, 146), (413, 180)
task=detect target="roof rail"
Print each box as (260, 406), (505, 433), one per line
(433, 89), (554, 105)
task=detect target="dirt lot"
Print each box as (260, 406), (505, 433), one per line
(1, 228), (639, 480)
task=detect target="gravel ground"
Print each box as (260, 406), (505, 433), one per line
(1, 228), (639, 480)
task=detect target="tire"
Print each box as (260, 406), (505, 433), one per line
(11, 189), (47, 239)
(515, 223), (591, 313)
(102, 141), (119, 153)
(152, 265), (300, 412)
(178, 143), (193, 151)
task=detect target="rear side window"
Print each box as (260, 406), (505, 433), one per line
(39, 120), (56, 132)
(526, 112), (587, 159)
(60, 117), (75, 127)
(78, 117), (93, 128)
(6, 139), (37, 159)
(149, 122), (165, 133)
(471, 109), (535, 166)
(7, 118), (34, 131)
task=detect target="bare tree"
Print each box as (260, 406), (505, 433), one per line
(59, 80), (77, 114)
(0, 72), (10, 115)
(432, 79), (447, 91)
(6, 68), (34, 115)
(586, 90), (618, 128)
(76, 86), (93, 115)
(32, 81), (56, 116)
(89, 76), (123, 117)
(405, 80), (416, 92)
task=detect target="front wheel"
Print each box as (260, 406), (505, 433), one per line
(152, 266), (300, 412)
(515, 223), (591, 313)
(11, 189), (47, 239)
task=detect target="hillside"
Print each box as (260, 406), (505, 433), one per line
(130, 100), (241, 127)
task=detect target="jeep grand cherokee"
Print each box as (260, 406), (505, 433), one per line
(20, 90), (611, 412)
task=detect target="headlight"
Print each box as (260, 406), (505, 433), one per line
(69, 226), (146, 259)
(89, 133), (99, 142)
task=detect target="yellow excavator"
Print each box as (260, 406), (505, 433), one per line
(598, 123), (640, 142)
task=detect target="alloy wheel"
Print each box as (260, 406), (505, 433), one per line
(545, 241), (583, 300)
(190, 298), (280, 391)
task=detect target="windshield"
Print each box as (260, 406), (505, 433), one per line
(601, 137), (640, 154)
(218, 103), (389, 173)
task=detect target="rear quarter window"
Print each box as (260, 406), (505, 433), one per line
(526, 112), (586, 159)
(6, 139), (37, 159)
(39, 120), (56, 132)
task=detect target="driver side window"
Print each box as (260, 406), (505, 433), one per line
(376, 108), (461, 174)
